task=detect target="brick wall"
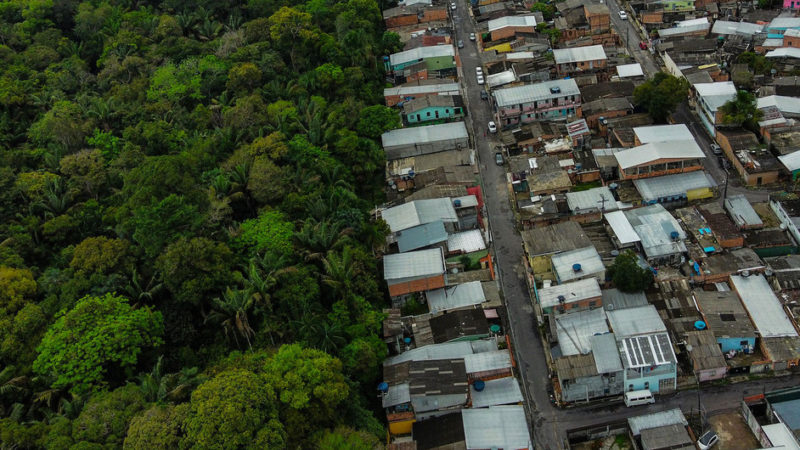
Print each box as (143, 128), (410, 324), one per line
(387, 274), (446, 297)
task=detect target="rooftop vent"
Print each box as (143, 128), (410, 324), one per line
(572, 263), (582, 272)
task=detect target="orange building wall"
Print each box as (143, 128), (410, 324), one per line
(385, 14), (419, 29)
(387, 274), (445, 297)
(421, 8), (448, 22)
(784, 34), (800, 48)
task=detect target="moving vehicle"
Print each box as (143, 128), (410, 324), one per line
(458, 40), (464, 48)
(697, 430), (719, 449)
(495, 152), (504, 165)
(477, 74), (485, 85)
(710, 143), (722, 155)
(480, 90), (488, 100)
(469, 32), (476, 41)
(488, 121), (497, 133)
(623, 389), (654, 407)
(618, 10), (628, 19)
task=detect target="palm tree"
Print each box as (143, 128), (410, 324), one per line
(138, 356), (204, 403)
(322, 248), (356, 299)
(309, 320), (347, 354)
(294, 219), (352, 261)
(207, 287), (257, 350)
(125, 268), (164, 306)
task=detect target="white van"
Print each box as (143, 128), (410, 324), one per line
(624, 389), (655, 407)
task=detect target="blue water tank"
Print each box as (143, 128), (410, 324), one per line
(378, 382), (389, 392)
(694, 321), (707, 330)
(473, 380), (486, 392)
(454, 199), (462, 207)
(670, 231), (680, 239)
(572, 263), (582, 272)
(403, 337), (412, 344)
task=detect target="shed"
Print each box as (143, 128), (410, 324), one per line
(469, 376), (524, 408)
(426, 280), (486, 313)
(381, 122), (469, 160)
(461, 406), (531, 450)
(724, 194), (764, 230)
(551, 246), (605, 283)
(607, 304), (666, 337)
(382, 198), (458, 233)
(628, 409), (688, 437)
(384, 248), (446, 297)
(396, 220), (448, 253)
(730, 273), (798, 338)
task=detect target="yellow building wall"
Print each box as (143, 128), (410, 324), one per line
(389, 419), (415, 435)
(687, 187), (713, 201)
(484, 42), (512, 53)
(531, 255), (555, 281)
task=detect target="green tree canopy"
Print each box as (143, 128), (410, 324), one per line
(608, 250), (653, 293)
(719, 90), (763, 130)
(633, 73), (689, 123)
(33, 293), (164, 393)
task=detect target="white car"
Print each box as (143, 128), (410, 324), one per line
(477, 74), (485, 85)
(618, 10), (628, 19)
(469, 32), (476, 41)
(697, 430), (719, 450)
(488, 121), (497, 133)
(475, 66), (483, 75)
(451, 2), (456, 10)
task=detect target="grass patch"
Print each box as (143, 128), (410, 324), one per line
(572, 181), (602, 192)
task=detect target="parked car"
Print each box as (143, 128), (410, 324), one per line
(639, 41), (647, 50)
(458, 40), (464, 48)
(618, 10), (627, 19)
(480, 90), (488, 100)
(697, 430), (719, 450)
(477, 74), (484, 85)
(710, 143), (722, 155)
(450, 2), (456, 10)
(469, 32), (476, 41)
(495, 152), (504, 165)
(475, 66), (483, 75)
(488, 121), (497, 133)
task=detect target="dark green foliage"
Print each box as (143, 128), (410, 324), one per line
(633, 72), (689, 122)
(608, 250), (653, 293)
(720, 90), (763, 131)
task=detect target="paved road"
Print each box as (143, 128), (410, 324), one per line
(603, 0), (660, 76)
(450, 3), (778, 449)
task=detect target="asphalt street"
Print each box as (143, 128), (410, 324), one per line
(450, 2), (780, 448)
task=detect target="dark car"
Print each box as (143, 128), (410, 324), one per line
(494, 152), (504, 166)
(480, 90), (488, 100)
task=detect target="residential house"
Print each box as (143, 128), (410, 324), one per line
(693, 81), (737, 136)
(766, 16), (800, 39)
(716, 129), (782, 186)
(694, 289), (757, 353)
(551, 246), (605, 283)
(633, 170), (716, 206)
(556, 333), (624, 403)
(674, 206), (721, 254)
(493, 78), (582, 127)
(384, 248), (447, 297)
(553, 45), (608, 77)
(731, 273), (800, 370)
(565, 186), (618, 217)
(607, 305), (678, 393)
(383, 4), (448, 29)
(657, 17), (710, 39)
(685, 330), (728, 381)
(624, 204), (687, 266)
(403, 95), (464, 124)
(771, 197), (800, 246)
(766, 254), (800, 299)
(628, 409), (692, 450)
(604, 210), (641, 250)
(468, 376), (524, 408)
(396, 221), (449, 253)
(426, 280), (486, 313)
(526, 155), (573, 196)
(615, 140), (706, 180)
(486, 15), (537, 41)
(386, 45), (456, 82)
(553, 307), (609, 356)
(778, 150), (800, 181)
(536, 278), (602, 315)
(384, 80), (460, 107)
(695, 248), (764, 283)
(381, 198), (459, 234)
(585, 4), (611, 32)
(697, 202), (746, 249)
(616, 63), (644, 81)
(461, 406), (532, 450)
(711, 20), (765, 38)
(521, 221), (592, 281)
(582, 97), (633, 129)
(381, 121), (469, 160)
(724, 194), (764, 230)
(632, 124), (694, 146)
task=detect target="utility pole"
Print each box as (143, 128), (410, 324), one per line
(722, 168), (729, 202)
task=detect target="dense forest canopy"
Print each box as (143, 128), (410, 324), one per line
(0, 0), (402, 447)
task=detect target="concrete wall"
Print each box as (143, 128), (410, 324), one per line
(619, 158), (704, 180)
(406, 105), (464, 123)
(718, 336), (756, 353)
(385, 14), (419, 29)
(623, 365), (676, 393)
(697, 366), (727, 382)
(490, 25), (537, 42)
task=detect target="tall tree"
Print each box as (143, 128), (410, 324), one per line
(633, 73), (689, 123)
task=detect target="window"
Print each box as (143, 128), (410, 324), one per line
(644, 382), (649, 389)
(426, 111), (431, 117)
(588, 301), (596, 308)
(628, 384), (634, 392)
(741, 340), (749, 346)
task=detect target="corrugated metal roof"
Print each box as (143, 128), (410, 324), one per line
(469, 377), (523, 408)
(695, 81), (737, 111)
(731, 274), (798, 337)
(384, 339), (497, 365)
(487, 69), (516, 88)
(629, 409), (688, 436)
(447, 229), (486, 254)
(384, 82), (460, 97)
(381, 121), (468, 149)
(633, 171), (716, 202)
(767, 47), (800, 59)
(538, 278), (601, 309)
(555, 307), (609, 356)
(633, 124), (693, 143)
(453, 194), (479, 208)
(462, 350), (511, 374)
(553, 45), (607, 64)
(591, 333), (623, 373)
(567, 118), (589, 137)
(382, 382), (410, 407)
(624, 204), (688, 259)
(615, 140), (705, 169)
(426, 281), (486, 312)
(551, 246), (605, 283)
(759, 95), (800, 115)
(617, 63), (644, 78)
(384, 248), (445, 281)
(389, 45), (454, 66)
(724, 194), (764, 228)
(382, 198), (459, 232)
(603, 288), (648, 311)
(769, 16), (800, 29)
(763, 38), (785, 48)
(762, 423), (800, 450)
(658, 19), (709, 37)
(605, 210), (641, 245)
(462, 406), (531, 450)
(785, 28), (800, 37)
(711, 20), (764, 36)
(493, 79), (580, 107)
(487, 14), (537, 32)
(566, 186), (618, 212)
(779, 150), (800, 172)
(640, 424), (693, 450)
(607, 305), (666, 337)
(396, 221), (448, 253)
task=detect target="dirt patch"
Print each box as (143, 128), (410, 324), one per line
(751, 202), (780, 228)
(707, 411), (760, 450)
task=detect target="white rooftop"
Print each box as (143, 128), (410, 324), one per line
(493, 78), (580, 107)
(463, 350), (512, 374)
(566, 186), (618, 212)
(469, 377), (524, 408)
(694, 81), (737, 111)
(382, 198), (458, 232)
(591, 333), (624, 373)
(766, 47), (800, 59)
(488, 14), (537, 32)
(758, 95), (800, 115)
(605, 210), (641, 245)
(426, 280), (486, 313)
(629, 409), (688, 436)
(731, 274), (798, 338)
(624, 204), (688, 259)
(617, 63), (644, 78)
(785, 28), (800, 37)
(658, 18), (709, 37)
(615, 140), (705, 170)
(761, 423), (800, 450)
(384, 248), (445, 281)
(384, 339), (497, 365)
(381, 121), (468, 148)
(555, 307), (609, 356)
(633, 124), (693, 144)
(607, 304), (666, 337)
(382, 382), (410, 407)
(389, 45), (454, 67)
(779, 150), (800, 172)
(551, 246), (605, 283)
(538, 278), (602, 310)
(633, 170), (716, 203)
(447, 229), (486, 254)
(487, 69), (516, 88)
(384, 82), (460, 97)
(462, 406), (532, 450)
(711, 20), (765, 36)
(553, 45), (607, 64)
(769, 16), (800, 29)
